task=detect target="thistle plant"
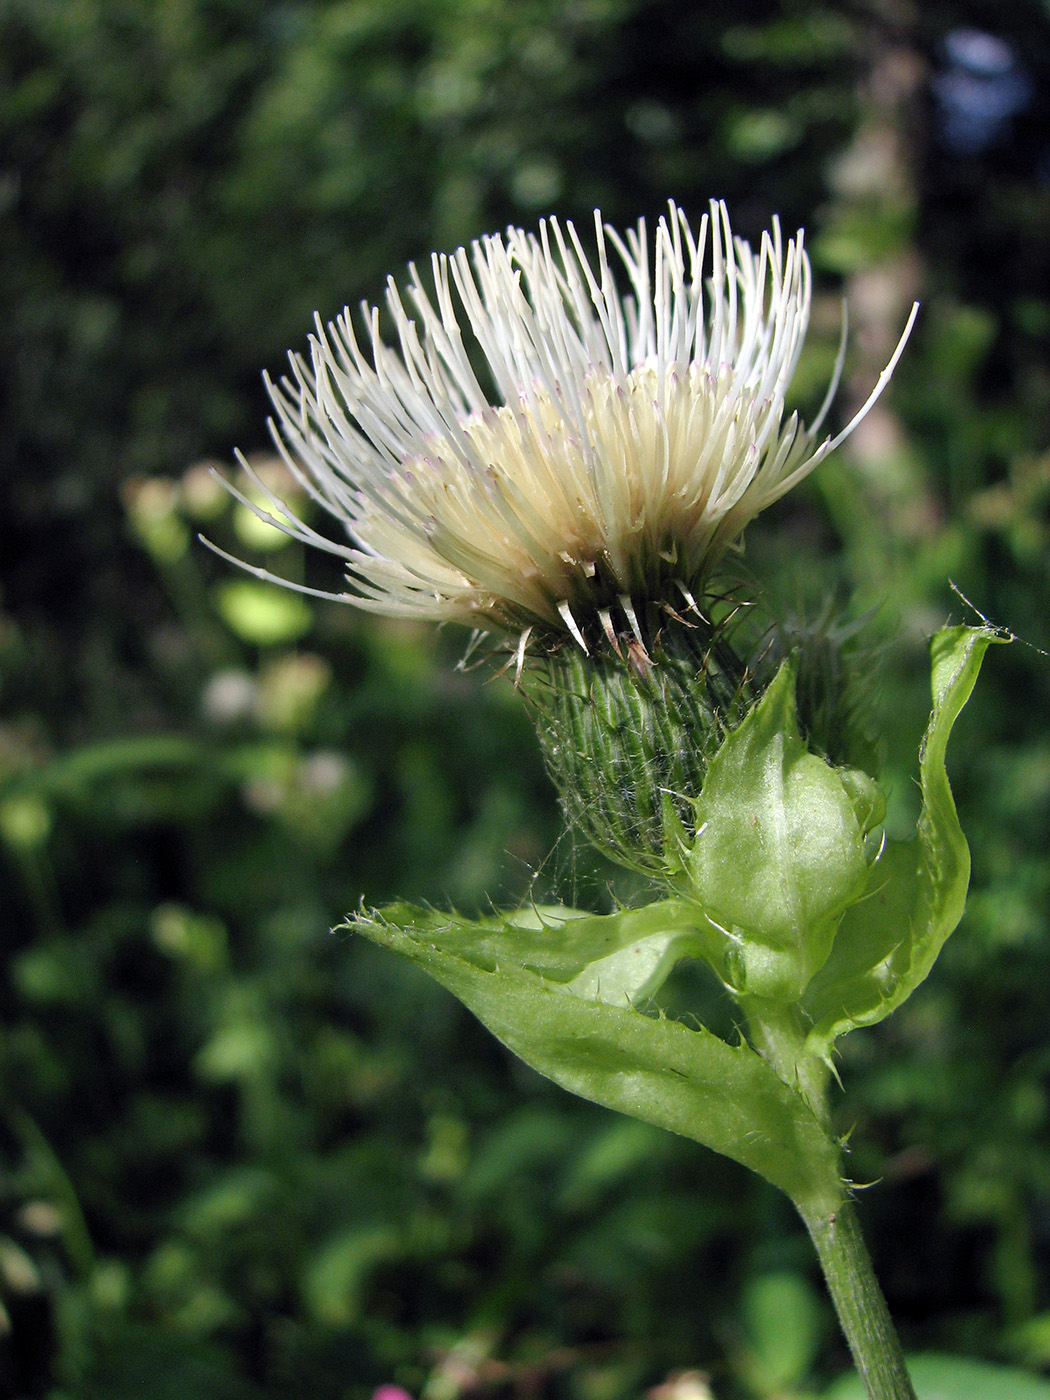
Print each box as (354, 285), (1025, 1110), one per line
(214, 202), (1004, 1400)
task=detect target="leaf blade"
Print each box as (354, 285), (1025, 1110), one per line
(352, 909), (844, 1211)
(803, 625), (1006, 1054)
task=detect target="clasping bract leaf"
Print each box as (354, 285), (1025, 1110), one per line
(683, 657), (883, 1003)
(355, 899), (726, 1008)
(802, 624), (1008, 1057)
(350, 902), (844, 1212)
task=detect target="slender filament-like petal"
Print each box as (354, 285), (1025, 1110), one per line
(214, 201), (917, 649)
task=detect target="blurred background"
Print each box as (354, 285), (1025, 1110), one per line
(3, 1), (1050, 1396)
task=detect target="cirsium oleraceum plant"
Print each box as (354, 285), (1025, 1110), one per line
(212, 201), (1004, 1400)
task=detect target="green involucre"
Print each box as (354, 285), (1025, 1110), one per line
(521, 610), (753, 876)
(351, 624), (1003, 1205)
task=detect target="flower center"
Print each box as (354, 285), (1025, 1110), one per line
(354, 362), (810, 634)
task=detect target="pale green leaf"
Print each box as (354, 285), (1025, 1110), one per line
(685, 658), (881, 1002)
(803, 625), (1007, 1055)
(374, 899), (729, 1008)
(351, 908), (844, 1211)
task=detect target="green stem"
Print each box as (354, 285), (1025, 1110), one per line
(797, 1198), (918, 1400)
(741, 997), (831, 1127)
(744, 1000), (917, 1399)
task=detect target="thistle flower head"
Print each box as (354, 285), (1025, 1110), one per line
(219, 201), (915, 657)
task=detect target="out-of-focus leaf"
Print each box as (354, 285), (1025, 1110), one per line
(214, 580), (313, 645)
(740, 1269), (823, 1393)
(71, 1320), (263, 1400)
(824, 1352), (1050, 1399)
(302, 1224), (404, 1328)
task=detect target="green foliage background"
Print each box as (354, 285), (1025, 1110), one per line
(3, 0), (1050, 1396)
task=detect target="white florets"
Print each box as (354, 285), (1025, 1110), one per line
(213, 201), (916, 651)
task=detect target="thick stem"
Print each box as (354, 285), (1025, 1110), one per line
(744, 1001), (917, 1399)
(797, 1198), (918, 1400)
(741, 998), (831, 1128)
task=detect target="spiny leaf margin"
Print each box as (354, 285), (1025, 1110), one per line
(349, 905), (844, 1212)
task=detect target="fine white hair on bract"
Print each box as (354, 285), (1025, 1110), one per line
(207, 200), (918, 651)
